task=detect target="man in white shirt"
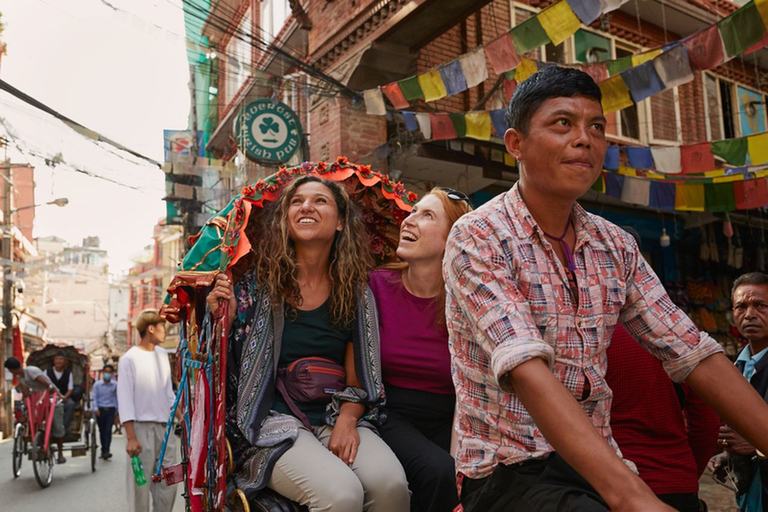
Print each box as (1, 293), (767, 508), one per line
(47, 350), (75, 431)
(118, 309), (177, 512)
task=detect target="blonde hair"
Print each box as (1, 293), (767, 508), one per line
(135, 309), (164, 338)
(246, 176), (373, 328)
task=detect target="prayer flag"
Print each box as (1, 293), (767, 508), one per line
(509, 16), (551, 54)
(599, 75), (634, 113)
(459, 49), (489, 88)
(567, 0), (601, 25)
(514, 58), (539, 83)
(748, 132), (768, 165)
(604, 146), (620, 170)
(581, 62), (609, 83)
(746, 31), (768, 54)
(705, 182), (737, 211)
(503, 76), (518, 101)
(711, 138), (748, 166)
(418, 70), (448, 102)
(430, 113), (457, 140)
(605, 172), (625, 198)
(484, 33), (521, 75)
(606, 56), (632, 76)
(363, 88), (386, 116)
(439, 60), (469, 96)
(618, 166), (637, 177)
(490, 109), (507, 137)
(416, 113), (431, 139)
(505, 153), (517, 166)
(399, 76), (424, 102)
(681, 142), (716, 174)
(651, 146), (682, 174)
(718, 2), (766, 59)
(626, 146), (654, 169)
(592, 172), (606, 193)
(675, 182), (706, 211)
(465, 112), (492, 141)
(735, 177), (768, 209)
(449, 113), (467, 138)
(621, 177), (651, 206)
(758, 0), (768, 27)
(600, 0), (629, 13)
(382, 83), (409, 109)
(682, 26), (725, 71)
(539, 0), (582, 46)
(631, 49), (662, 67)
(652, 45), (694, 89)
(402, 111), (419, 132)
(621, 61), (665, 103)
(649, 181), (676, 210)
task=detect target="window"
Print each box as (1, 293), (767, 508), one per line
(261, 0), (290, 43)
(704, 74), (737, 140)
(225, 9), (252, 105)
(615, 46), (641, 141)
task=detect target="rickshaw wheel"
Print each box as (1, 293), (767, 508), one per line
(31, 430), (53, 488)
(12, 423), (25, 478)
(229, 489), (250, 512)
(90, 418), (98, 472)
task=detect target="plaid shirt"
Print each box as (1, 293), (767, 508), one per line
(444, 183), (723, 479)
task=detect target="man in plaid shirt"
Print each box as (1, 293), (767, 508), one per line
(444, 65), (768, 512)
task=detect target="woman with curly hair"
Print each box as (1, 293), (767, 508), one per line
(207, 175), (409, 511)
(369, 187), (473, 512)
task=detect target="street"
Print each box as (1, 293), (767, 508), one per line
(0, 433), (185, 512)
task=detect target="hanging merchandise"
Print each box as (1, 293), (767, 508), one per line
(709, 224), (720, 263)
(700, 227), (711, 262)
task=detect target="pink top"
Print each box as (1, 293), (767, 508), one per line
(369, 269), (455, 395)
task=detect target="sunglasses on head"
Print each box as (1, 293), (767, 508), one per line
(440, 187), (471, 203)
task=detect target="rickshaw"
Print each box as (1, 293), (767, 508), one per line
(155, 159), (418, 511)
(11, 344), (98, 488)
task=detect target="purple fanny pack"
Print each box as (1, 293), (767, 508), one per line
(276, 357), (346, 429)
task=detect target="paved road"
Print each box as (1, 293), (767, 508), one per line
(0, 432), (186, 512)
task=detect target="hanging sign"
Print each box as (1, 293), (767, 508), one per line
(234, 99), (303, 163)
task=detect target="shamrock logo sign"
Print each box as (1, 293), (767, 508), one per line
(236, 99), (302, 163)
(259, 116), (280, 143)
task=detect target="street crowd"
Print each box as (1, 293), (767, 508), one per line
(7, 65), (768, 512)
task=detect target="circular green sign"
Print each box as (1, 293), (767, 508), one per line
(234, 99), (303, 163)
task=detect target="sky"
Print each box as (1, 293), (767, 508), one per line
(0, 0), (191, 274)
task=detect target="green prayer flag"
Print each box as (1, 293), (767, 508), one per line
(606, 56), (632, 76)
(509, 16), (551, 54)
(718, 1), (766, 58)
(449, 113), (467, 138)
(711, 138), (748, 166)
(398, 76), (424, 102)
(704, 182), (737, 211)
(591, 172), (605, 193)
(574, 29), (611, 63)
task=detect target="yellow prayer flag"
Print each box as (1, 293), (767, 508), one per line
(646, 173), (665, 179)
(756, 0), (768, 28)
(675, 183), (705, 211)
(713, 174), (745, 183)
(631, 49), (662, 67)
(504, 153), (517, 167)
(618, 166), (637, 176)
(748, 132), (768, 165)
(754, 169), (768, 178)
(465, 112), (492, 141)
(538, 0), (581, 46)
(703, 169), (726, 177)
(514, 58), (538, 83)
(417, 70), (447, 102)
(599, 75), (633, 114)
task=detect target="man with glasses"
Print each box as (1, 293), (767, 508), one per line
(443, 65), (768, 512)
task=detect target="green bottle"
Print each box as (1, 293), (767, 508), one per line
(131, 455), (147, 486)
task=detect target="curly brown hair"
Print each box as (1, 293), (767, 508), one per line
(245, 175), (373, 328)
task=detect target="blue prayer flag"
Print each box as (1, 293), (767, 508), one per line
(438, 60), (469, 97)
(621, 61), (665, 103)
(649, 181), (676, 210)
(605, 172), (625, 198)
(626, 146), (654, 169)
(604, 146), (620, 170)
(566, 0), (601, 25)
(490, 109), (507, 137)
(403, 111), (419, 132)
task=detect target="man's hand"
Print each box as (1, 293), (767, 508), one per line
(328, 416), (359, 466)
(94, 409), (100, 418)
(126, 437), (142, 457)
(708, 452), (729, 475)
(718, 426), (756, 456)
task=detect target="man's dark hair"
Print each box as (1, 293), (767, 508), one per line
(103, 364), (115, 372)
(505, 65), (602, 135)
(732, 272), (768, 299)
(4, 357), (21, 370)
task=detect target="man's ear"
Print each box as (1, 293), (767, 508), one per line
(504, 128), (524, 161)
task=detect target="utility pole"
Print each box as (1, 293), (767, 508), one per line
(0, 138), (12, 437)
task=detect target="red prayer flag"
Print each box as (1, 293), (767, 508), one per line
(503, 78), (518, 101)
(381, 83), (410, 109)
(484, 33), (521, 75)
(680, 142), (715, 174)
(430, 113), (458, 140)
(682, 26), (724, 71)
(747, 31), (768, 54)
(735, 178), (768, 209)
(581, 62), (609, 83)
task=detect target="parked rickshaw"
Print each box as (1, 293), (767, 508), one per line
(11, 344), (98, 487)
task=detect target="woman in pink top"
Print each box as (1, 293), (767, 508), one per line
(369, 187), (473, 512)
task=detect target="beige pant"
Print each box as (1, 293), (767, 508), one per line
(268, 425), (410, 512)
(126, 422), (177, 512)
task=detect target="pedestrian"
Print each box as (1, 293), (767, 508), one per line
(443, 65), (768, 512)
(4, 356), (68, 463)
(710, 272), (768, 510)
(370, 187), (473, 512)
(117, 309), (177, 512)
(92, 364), (119, 460)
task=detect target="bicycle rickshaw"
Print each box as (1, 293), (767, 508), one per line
(155, 159), (417, 511)
(11, 344), (98, 487)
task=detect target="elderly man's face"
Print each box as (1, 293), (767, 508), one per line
(53, 355), (66, 370)
(733, 284), (768, 349)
